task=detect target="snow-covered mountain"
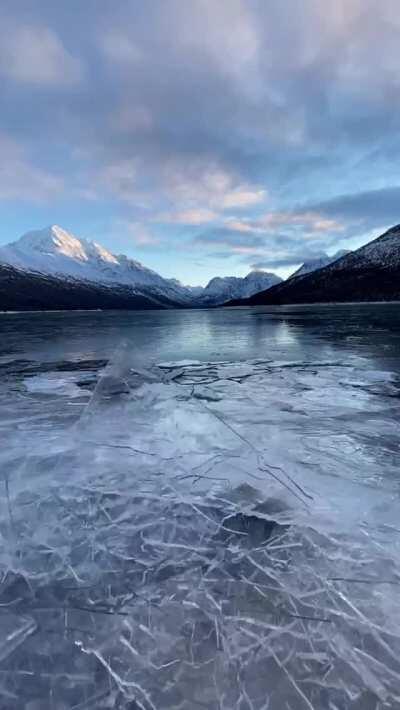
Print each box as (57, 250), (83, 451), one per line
(328, 225), (400, 272)
(289, 250), (350, 280)
(0, 225), (282, 308)
(0, 225), (196, 305)
(227, 224), (400, 305)
(198, 271), (282, 305)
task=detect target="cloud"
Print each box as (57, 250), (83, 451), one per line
(219, 189), (266, 209)
(259, 211), (344, 233)
(0, 1), (399, 279)
(195, 219), (351, 273)
(195, 227), (266, 250)
(100, 31), (143, 64)
(155, 163), (267, 214)
(305, 186), (400, 226)
(224, 219), (259, 234)
(242, 232), (351, 270)
(98, 156), (267, 220)
(129, 224), (160, 247)
(250, 260), (284, 270)
(114, 105), (154, 134)
(155, 189), (266, 229)
(156, 209), (218, 225)
(175, 0), (261, 88)
(224, 211), (344, 236)
(0, 134), (64, 202)
(97, 160), (141, 204)
(111, 220), (161, 249)
(0, 23), (83, 86)
(249, 252), (323, 270)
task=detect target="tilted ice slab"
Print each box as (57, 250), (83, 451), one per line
(1, 349), (400, 708)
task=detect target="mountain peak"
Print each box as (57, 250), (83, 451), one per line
(14, 225), (124, 268)
(16, 225), (89, 262)
(21, 224), (74, 242)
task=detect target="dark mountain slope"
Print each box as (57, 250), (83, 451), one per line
(0, 264), (179, 311)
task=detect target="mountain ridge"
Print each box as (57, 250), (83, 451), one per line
(225, 225), (400, 306)
(0, 225), (281, 310)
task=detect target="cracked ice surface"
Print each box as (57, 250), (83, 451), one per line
(1, 349), (400, 709)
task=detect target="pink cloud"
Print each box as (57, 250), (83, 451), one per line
(155, 208), (218, 225)
(259, 211), (344, 232)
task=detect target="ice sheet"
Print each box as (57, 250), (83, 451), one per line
(1, 349), (400, 708)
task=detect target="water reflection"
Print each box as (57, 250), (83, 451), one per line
(1, 304), (400, 372)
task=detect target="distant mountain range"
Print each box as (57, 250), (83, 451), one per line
(196, 271), (281, 305)
(2, 224), (400, 312)
(0, 225), (281, 311)
(227, 225), (400, 306)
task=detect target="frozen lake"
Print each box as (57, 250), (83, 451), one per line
(1, 304), (400, 709)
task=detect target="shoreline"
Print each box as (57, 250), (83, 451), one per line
(2, 300), (400, 315)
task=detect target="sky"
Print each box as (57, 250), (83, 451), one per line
(0, 0), (400, 285)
